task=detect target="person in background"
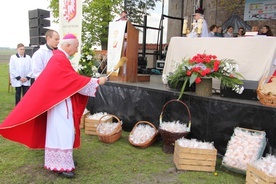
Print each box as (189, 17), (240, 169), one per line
(208, 24), (217, 37)
(215, 26), (224, 37)
(224, 26), (234, 37)
(32, 29), (60, 80)
(258, 25), (274, 36)
(0, 34), (108, 178)
(251, 25), (259, 33)
(235, 27), (245, 37)
(116, 11), (128, 22)
(9, 43), (32, 105)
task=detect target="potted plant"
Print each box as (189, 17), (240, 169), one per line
(167, 53), (244, 99)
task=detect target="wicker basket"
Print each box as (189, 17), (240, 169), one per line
(129, 121), (158, 148)
(96, 114), (122, 144)
(257, 76), (276, 107)
(159, 99), (192, 154)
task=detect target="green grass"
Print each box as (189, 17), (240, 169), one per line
(0, 54), (246, 183)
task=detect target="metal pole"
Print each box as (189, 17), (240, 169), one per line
(158, 0), (165, 60)
(159, 24), (163, 60)
(142, 14), (147, 59)
(181, 0), (184, 36)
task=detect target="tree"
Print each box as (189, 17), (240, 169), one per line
(124, 0), (161, 25)
(48, 0), (160, 50)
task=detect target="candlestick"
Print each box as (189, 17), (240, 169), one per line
(182, 19), (188, 34)
(197, 19), (203, 35)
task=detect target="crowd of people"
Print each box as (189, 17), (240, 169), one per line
(205, 24), (274, 38)
(189, 8), (274, 38)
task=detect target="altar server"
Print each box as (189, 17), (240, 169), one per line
(9, 43), (32, 105)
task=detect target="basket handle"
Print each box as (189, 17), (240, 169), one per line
(97, 114), (122, 135)
(159, 99), (191, 132)
(98, 114), (121, 124)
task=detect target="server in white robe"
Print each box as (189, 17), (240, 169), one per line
(31, 29), (60, 80)
(9, 43), (32, 105)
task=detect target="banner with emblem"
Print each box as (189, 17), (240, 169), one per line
(59, 0), (82, 70)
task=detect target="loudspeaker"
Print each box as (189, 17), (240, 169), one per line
(28, 9), (50, 19)
(25, 46), (40, 57)
(30, 27), (49, 37)
(29, 19), (50, 28)
(220, 80), (258, 100)
(28, 9), (50, 46)
(30, 37), (46, 46)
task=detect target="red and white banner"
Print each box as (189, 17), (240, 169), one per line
(59, 0), (82, 70)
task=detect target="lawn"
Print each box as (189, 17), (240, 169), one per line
(0, 52), (246, 183)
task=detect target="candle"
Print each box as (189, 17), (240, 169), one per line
(197, 19), (203, 35)
(182, 19), (188, 34)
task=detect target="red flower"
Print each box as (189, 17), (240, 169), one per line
(192, 67), (200, 72)
(197, 58), (204, 63)
(205, 68), (211, 74)
(186, 70), (192, 76)
(200, 69), (208, 76)
(213, 60), (220, 71)
(195, 77), (201, 83)
(211, 55), (217, 59)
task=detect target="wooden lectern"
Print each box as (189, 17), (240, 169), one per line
(109, 21), (139, 83)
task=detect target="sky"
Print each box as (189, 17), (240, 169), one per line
(0, 0), (167, 49)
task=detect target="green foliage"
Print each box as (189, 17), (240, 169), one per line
(82, 0), (122, 49)
(78, 44), (98, 77)
(125, 0), (161, 25)
(48, 0), (59, 23)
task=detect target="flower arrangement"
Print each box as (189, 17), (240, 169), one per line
(77, 44), (98, 77)
(167, 53), (244, 99)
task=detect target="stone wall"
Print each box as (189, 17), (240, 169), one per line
(167, 0), (275, 42)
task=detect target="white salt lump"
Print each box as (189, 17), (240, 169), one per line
(159, 120), (189, 133)
(251, 154), (276, 177)
(97, 122), (120, 135)
(87, 112), (111, 121)
(129, 124), (156, 144)
(177, 138), (215, 150)
(222, 128), (266, 171)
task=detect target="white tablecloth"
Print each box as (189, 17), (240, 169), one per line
(162, 37), (276, 86)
